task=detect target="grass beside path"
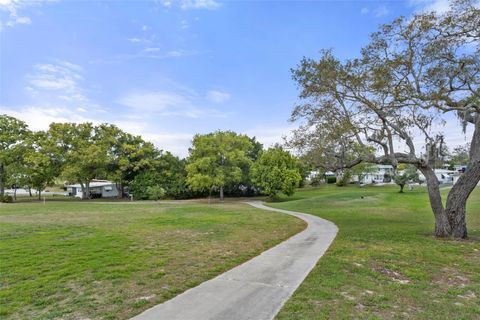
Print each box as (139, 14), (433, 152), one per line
(270, 185), (480, 320)
(0, 201), (305, 319)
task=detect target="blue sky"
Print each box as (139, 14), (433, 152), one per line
(0, 0), (471, 156)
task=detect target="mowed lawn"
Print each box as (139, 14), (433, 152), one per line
(0, 201), (305, 319)
(271, 185), (480, 320)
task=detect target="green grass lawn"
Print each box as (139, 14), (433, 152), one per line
(0, 201), (305, 319)
(270, 185), (480, 320)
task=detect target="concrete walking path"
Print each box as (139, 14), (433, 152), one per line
(131, 201), (338, 320)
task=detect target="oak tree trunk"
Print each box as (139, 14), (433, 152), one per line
(80, 181), (90, 200)
(85, 181), (91, 199)
(445, 115), (480, 239)
(445, 193), (468, 239)
(0, 163), (4, 196)
(445, 164), (480, 239)
(117, 182), (124, 199)
(419, 166), (451, 238)
(220, 186), (224, 201)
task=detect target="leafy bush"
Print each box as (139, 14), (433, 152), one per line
(326, 176), (337, 184)
(310, 175), (323, 186)
(336, 171), (352, 187)
(0, 195), (13, 203)
(147, 186), (165, 201)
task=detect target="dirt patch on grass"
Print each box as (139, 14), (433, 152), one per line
(432, 267), (471, 288)
(373, 265), (411, 284)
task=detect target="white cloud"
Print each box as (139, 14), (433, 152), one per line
(127, 37), (150, 44)
(118, 89), (229, 118)
(143, 47), (161, 52)
(244, 125), (296, 149)
(0, 0), (55, 29)
(160, 0), (173, 8)
(26, 60), (90, 106)
(409, 0), (451, 14)
(91, 48), (201, 64)
(1, 106), (99, 131)
(159, 0), (220, 10)
(5, 15), (30, 26)
(409, 0), (480, 14)
(181, 0), (220, 10)
(206, 90), (230, 103)
(119, 91), (191, 113)
(359, 5), (390, 18)
(373, 5), (389, 17)
(143, 132), (194, 157)
(162, 49), (199, 58)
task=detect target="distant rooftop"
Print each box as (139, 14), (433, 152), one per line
(66, 181), (115, 188)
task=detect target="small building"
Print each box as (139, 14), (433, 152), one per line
(306, 170), (335, 179)
(416, 169), (457, 185)
(354, 165), (395, 184)
(434, 169), (456, 184)
(66, 180), (118, 199)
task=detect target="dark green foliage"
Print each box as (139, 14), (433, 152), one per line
(251, 147), (302, 198)
(186, 131), (253, 200)
(0, 194), (13, 203)
(326, 176), (337, 184)
(393, 166), (419, 193)
(130, 152), (190, 199)
(336, 171), (352, 187)
(296, 159), (311, 188)
(309, 174), (323, 186)
(0, 115), (30, 197)
(146, 186), (165, 200)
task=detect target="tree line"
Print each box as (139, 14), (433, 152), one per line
(0, 115), (305, 202)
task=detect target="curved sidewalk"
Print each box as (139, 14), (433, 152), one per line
(131, 201), (338, 320)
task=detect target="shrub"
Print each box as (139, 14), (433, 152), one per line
(147, 186), (165, 201)
(0, 195), (13, 203)
(336, 171), (352, 187)
(310, 175), (323, 186)
(326, 176), (337, 184)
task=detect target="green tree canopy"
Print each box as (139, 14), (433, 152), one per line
(130, 152), (189, 200)
(22, 131), (61, 199)
(186, 131), (253, 200)
(97, 124), (157, 198)
(0, 115), (30, 196)
(251, 147), (302, 198)
(48, 122), (109, 199)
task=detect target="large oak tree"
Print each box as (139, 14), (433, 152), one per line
(289, 0), (479, 238)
